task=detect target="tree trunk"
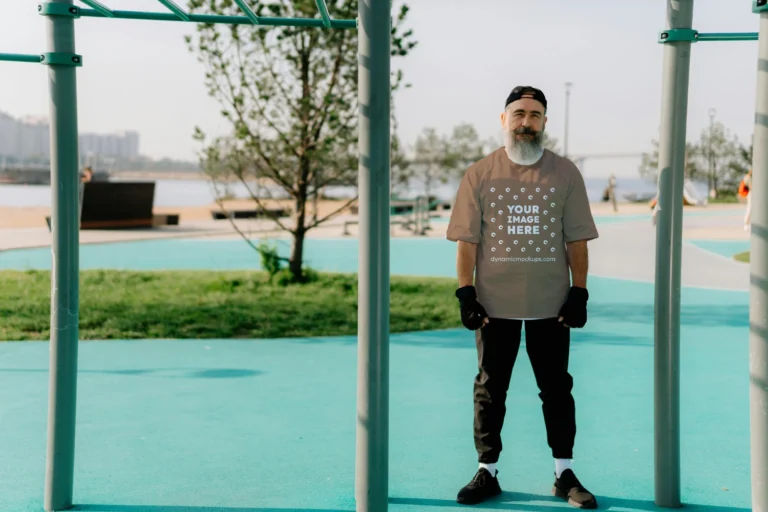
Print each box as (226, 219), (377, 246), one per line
(290, 186), (308, 281)
(289, 224), (306, 282)
(289, 44), (312, 283)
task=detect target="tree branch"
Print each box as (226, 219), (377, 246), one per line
(226, 153), (295, 234)
(260, 39), (303, 119)
(305, 195), (359, 230)
(230, 36), (302, 160)
(309, 35), (348, 143)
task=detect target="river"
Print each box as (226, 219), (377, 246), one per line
(0, 176), (674, 208)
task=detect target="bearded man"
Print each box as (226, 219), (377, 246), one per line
(445, 86), (600, 509)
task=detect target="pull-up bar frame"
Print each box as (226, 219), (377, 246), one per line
(653, 0), (768, 510)
(659, 29), (759, 42)
(34, 0), (359, 28)
(4, 0), (767, 511)
(0, 1), (390, 512)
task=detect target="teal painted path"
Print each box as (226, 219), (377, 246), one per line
(0, 237), (472, 274)
(0, 208), (755, 510)
(0, 276), (750, 511)
(689, 239), (750, 259)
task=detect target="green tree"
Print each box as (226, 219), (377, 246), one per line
(696, 122), (750, 196)
(410, 127), (450, 200)
(638, 123), (751, 197)
(187, 0), (417, 282)
(408, 123), (493, 198)
(389, 118), (413, 198)
(638, 138), (706, 184)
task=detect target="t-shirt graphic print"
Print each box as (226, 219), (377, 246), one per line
(488, 184), (561, 261)
(446, 147), (599, 320)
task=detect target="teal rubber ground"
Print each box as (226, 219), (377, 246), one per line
(0, 212), (753, 511)
(688, 239), (750, 259)
(0, 272), (751, 511)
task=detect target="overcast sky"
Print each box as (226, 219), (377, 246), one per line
(0, 0), (762, 178)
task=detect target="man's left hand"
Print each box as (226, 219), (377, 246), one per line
(558, 286), (589, 328)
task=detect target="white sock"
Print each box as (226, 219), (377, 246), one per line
(479, 462), (497, 477)
(555, 458), (572, 478)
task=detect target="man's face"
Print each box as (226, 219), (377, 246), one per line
(500, 97), (547, 138)
(500, 97), (547, 161)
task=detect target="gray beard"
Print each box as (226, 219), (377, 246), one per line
(503, 130), (544, 165)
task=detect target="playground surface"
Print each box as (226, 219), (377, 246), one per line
(0, 202), (754, 512)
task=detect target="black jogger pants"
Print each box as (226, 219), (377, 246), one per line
(473, 317), (575, 463)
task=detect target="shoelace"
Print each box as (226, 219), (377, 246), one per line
(472, 470), (488, 486)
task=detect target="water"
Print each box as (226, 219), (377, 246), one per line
(0, 176), (698, 208)
(0, 179), (226, 208)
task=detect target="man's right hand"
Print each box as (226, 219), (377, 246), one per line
(455, 285), (490, 330)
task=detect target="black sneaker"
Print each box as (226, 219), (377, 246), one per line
(552, 469), (598, 509)
(456, 467), (502, 505)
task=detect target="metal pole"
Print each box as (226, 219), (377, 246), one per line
(750, 8), (768, 512)
(564, 82), (572, 158)
(708, 108), (716, 198)
(653, 0), (693, 507)
(43, 1), (81, 510)
(355, 0), (390, 511)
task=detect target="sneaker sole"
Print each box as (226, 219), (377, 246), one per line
(552, 486), (598, 509)
(456, 487), (502, 505)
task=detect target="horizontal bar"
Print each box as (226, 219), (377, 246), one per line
(78, 0), (114, 18)
(156, 0), (190, 21)
(696, 32), (759, 41)
(234, 0), (261, 25)
(78, 8), (356, 28)
(315, 0), (332, 28)
(0, 53), (41, 63)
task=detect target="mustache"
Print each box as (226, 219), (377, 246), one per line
(514, 126), (539, 136)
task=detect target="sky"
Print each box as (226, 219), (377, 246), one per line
(0, 0), (763, 178)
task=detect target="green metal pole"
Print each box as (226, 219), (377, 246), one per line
(697, 32), (758, 41)
(355, 0), (391, 510)
(43, 1), (81, 510)
(0, 53), (43, 63)
(77, 8), (357, 28)
(750, 4), (768, 511)
(654, 0), (693, 507)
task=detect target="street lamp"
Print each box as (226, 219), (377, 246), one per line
(708, 108), (717, 198)
(564, 82), (573, 158)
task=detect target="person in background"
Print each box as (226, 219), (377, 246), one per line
(445, 85), (599, 509)
(742, 169), (752, 232)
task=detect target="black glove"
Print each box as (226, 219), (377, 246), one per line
(455, 286), (489, 331)
(558, 286), (589, 328)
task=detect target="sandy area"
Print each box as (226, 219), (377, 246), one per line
(0, 198), (358, 230)
(0, 198), (749, 251)
(0, 197), (703, 230)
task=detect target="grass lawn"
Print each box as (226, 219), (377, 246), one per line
(735, 251), (750, 263)
(0, 270), (462, 341)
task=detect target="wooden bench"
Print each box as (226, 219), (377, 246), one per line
(211, 208), (291, 220)
(45, 181), (179, 230)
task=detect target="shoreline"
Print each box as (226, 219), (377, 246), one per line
(1, 199), (742, 230)
(0, 200), (749, 252)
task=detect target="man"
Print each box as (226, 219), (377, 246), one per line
(445, 86), (599, 509)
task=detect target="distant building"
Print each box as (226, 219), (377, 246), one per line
(80, 130), (140, 159)
(0, 111), (19, 159)
(0, 110), (140, 161)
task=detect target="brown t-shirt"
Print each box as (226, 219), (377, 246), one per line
(446, 147), (599, 319)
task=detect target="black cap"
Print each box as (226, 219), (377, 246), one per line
(505, 86), (547, 110)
